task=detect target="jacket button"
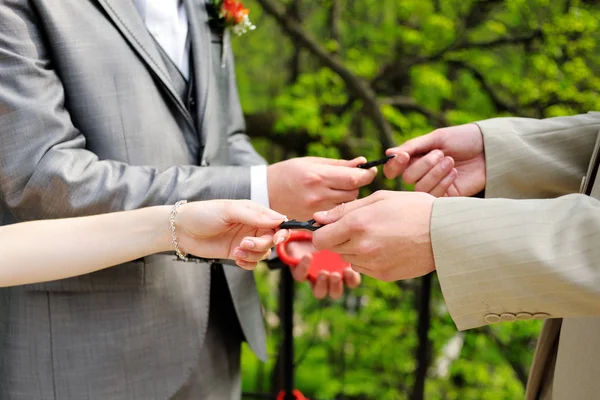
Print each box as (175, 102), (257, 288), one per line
(500, 313), (516, 322)
(532, 313), (550, 320)
(516, 312), (533, 320)
(484, 314), (500, 324)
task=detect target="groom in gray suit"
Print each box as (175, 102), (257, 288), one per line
(0, 1), (372, 399)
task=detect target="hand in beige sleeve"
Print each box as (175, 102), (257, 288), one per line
(311, 191), (436, 282)
(384, 124), (485, 197)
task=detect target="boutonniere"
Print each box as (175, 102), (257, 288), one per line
(208, 0), (256, 37)
(207, 0), (255, 67)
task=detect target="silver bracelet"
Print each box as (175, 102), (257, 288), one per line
(170, 200), (188, 261)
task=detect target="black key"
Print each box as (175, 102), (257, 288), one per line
(279, 219), (323, 231)
(357, 154), (396, 169)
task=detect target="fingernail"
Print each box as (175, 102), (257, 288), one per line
(241, 239), (255, 249)
(331, 273), (341, 283)
(269, 212), (287, 220)
(274, 237), (285, 245)
(314, 211), (327, 218)
(441, 157), (452, 169)
(233, 249), (248, 258)
(318, 274), (327, 282)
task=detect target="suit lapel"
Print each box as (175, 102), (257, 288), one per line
(96, 0), (196, 131)
(525, 319), (562, 400)
(583, 129), (600, 196)
(185, 0), (211, 148)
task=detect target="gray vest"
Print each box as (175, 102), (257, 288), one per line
(152, 36), (246, 345)
(152, 36), (202, 160)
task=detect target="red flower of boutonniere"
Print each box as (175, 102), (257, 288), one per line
(209, 0), (256, 36)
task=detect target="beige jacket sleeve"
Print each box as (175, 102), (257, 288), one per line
(476, 112), (600, 199)
(431, 113), (600, 330)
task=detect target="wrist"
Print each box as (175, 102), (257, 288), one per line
(266, 164), (279, 212)
(149, 205), (173, 253)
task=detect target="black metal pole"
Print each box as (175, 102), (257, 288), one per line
(282, 267), (295, 400)
(411, 273), (432, 400)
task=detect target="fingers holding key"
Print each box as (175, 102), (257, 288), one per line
(383, 151), (410, 179)
(324, 164), (377, 191)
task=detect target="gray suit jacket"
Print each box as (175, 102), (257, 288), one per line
(430, 112), (600, 399)
(0, 0), (266, 398)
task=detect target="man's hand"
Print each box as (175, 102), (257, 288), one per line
(285, 240), (361, 300)
(312, 191), (436, 282)
(267, 157), (377, 220)
(384, 124), (486, 197)
(176, 200), (289, 270)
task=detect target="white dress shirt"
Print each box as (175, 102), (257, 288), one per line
(134, 0), (270, 208)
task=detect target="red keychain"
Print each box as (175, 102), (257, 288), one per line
(276, 230), (350, 283)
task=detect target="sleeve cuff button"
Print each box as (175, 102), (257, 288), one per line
(532, 313), (550, 320)
(516, 312), (533, 320)
(500, 313), (516, 322)
(484, 314), (501, 324)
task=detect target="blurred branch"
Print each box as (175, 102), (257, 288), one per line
(442, 63), (460, 112)
(411, 273), (433, 400)
(463, 0), (504, 31)
(378, 0), (504, 91)
(446, 60), (519, 114)
(373, 30), (542, 88)
(482, 326), (529, 386)
(453, 30), (542, 53)
(287, 0), (302, 83)
(380, 96), (449, 127)
(328, 0), (341, 54)
(523, 96), (585, 118)
(337, 96), (358, 116)
(255, 0), (396, 150)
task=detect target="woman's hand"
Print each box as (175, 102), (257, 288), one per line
(175, 200), (289, 270)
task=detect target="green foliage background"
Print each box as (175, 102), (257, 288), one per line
(229, 0), (600, 398)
